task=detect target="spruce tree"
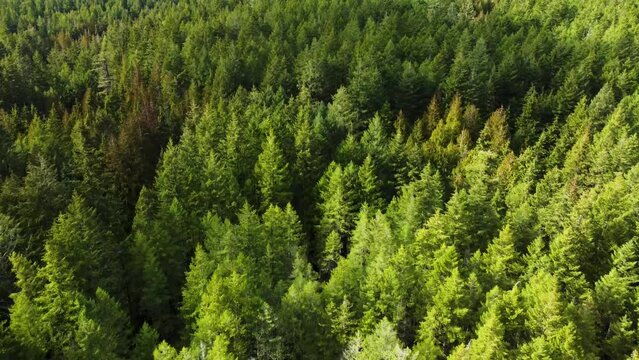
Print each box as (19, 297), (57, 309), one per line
(255, 130), (292, 211)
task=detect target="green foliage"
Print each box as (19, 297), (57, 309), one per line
(482, 225), (523, 289)
(132, 323), (159, 360)
(448, 305), (508, 360)
(44, 194), (121, 295)
(343, 318), (415, 360)
(192, 268), (259, 358)
(1, 0), (639, 358)
(387, 164), (443, 245)
(415, 269), (476, 358)
(280, 258), (337, 359)
(316, 162), (359, 274)
(255, 130), (292, 211)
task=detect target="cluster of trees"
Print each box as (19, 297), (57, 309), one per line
(1, 0), (639, 358)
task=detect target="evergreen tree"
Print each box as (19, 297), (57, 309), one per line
(357, 155), (384, 210)
(387, 164), (443, 245)
(482, 225), (523, 289)
(316, 162), (359, 273)
(192, 267), (260, 359)
(594, 239), (639, 359)
(44, 194), (121, 297)
(255, 130), (292, 211)
(513, 87), (540, 151)
(0, 159), (69, 259)
(255, 303), (284, 360)
(343, 318), (415, 360)
(448, 305), (509, 360)
(132, 323), (160, 360)
(414, 269), (475, 359)
(280, 257), (336, 359)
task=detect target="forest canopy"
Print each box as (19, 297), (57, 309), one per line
(1, 0), (639, 359)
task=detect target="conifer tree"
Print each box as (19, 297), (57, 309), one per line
(132, 323), (159, 360)
(129, 187), (172, 334)
(317, 162), (359, 273)
(343, 318), (414, 360)
(280, 257), (336, 359)
(448, 305), (509, 360)
(0, 160), (68, 259)
(482, 225), (523, 289)
(514, 87), (540, 151)
(414, 269), (474, 358)
(261, 204), (303, 297)
(357, 155), (384, 210)
(594, 239), (639, 359)
(255, 130), (292, 211)
(192, 268), (260, 359)
(44, 194), (120, 296)
(387, 164), (443, 245)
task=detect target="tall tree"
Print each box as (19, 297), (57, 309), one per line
(255, 130), (292, 211)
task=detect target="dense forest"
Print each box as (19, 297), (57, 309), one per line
(1, 0), (639, 358)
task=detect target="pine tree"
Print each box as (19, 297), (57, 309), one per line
(348, 60), (384, 125)
(129, 188), (172, 335)
(343, 318), (414, 360)
(322, 230), (343, 276)
(292, 97), (323, 224)
(444, 38), (491, 109)
(84, 288), (132, 357)
(261, 204), (303, 297)
(395, 61), (427, 121)
(328, 87), (358, 134)
(415, 269), (473, 359)
(478, 107), (510, 155)
(448, 305), (508, 360)
(336, 134), (365, 166)
(67, 309), (120, 360)
(514, 87), (540, 151)
(482, 225), (523, 289)
(360, 252), (404, 332)
(360, 114), (389, 160)
(262, 50), (293, 92)
(279, 257), (336, 359)
(255, 130), (292, 211)
(0, 214), (21, 310)
(193, 268), (259, 359)
(519, 270), (593, 359)
(0, 159), (69, 259)
(548, 227), (589, 299)
(438, 177), (500, 256)
(357, 155), (384, 210)
(181, 243), (215, 333)
(0, 121), (12, 178)
(588, 101), (639, 186)
(594, 239), (639, 359)
(387, 164), (443, 245)
(423, 95), (465, 175)
(203, 150), (241, 220)
(317, 162), (358, 273)
(326, 296), (356, 347)
(389, 112), (409, 186)
(132, 323), (159, 360)
(43, 194), (120, 296)
(8, 253), (47, 358)
(254, 302), (284, 360)
(554, 69), (586, 120)
(587, 83), (616, 129)
(153, 341), (180, 360)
